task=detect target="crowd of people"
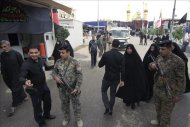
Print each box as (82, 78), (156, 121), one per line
(87, 32), (190, 127)
(0, 32), (190, 127)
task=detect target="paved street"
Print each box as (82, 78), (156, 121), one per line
(0, 36), (190, 127)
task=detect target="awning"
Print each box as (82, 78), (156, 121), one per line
(0, 5), (52, 34)
(16, 0), (72, 14)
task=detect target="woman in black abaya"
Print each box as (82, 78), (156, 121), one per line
(143, 44), (159, 100)
(116, 44), (147, 109)
(172, 42), (190, 93)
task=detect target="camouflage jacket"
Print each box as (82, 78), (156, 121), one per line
(154, 53), (185, 97)
(52, 56), (83, 90)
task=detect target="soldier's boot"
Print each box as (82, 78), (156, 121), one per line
(150, 120), (160, 125)
(62, 120), (69, 126)
(77, 119), (83, 127)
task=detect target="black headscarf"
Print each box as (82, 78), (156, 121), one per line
(144, 43), (159, 60)
(172, 42), (188, 62)
(123, 44), (143, 70)
(143, 44), (159, 100)
(117, 44), (147, 102)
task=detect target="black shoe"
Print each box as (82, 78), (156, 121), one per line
(125, 102), (131, 107)
(39, 124), (47, 127)
(108, 111), (112, 115)
(104, 108), (109, 115)
(44, 115), (56, 119)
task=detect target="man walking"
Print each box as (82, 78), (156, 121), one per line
(98, 39), (124, 115)
(181, 32), (190, 52)
(19, 46), (55, 127)
(52, 45), (83, 127)
(0, 40), (28, 117)
(149, 40), (185, 127)
(89, 35), (98, 69)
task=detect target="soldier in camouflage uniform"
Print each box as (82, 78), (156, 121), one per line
(149, 40), (185, 127)
(51, 45), (83, 127)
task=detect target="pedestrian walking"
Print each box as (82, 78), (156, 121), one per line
(116, 44), (148, 109)
(98, 39), (124, 115)
(0, 40), (28, 117)
(172, 42), (190, 93)
(181, 32), (190, 52)
(19, 46), (55, 127)
(51, 45), (83, 127)
(143, 43), (159, 101)
(89, 35), (98, 69)
(102, 33), (107, 52)
(139, 31), (144, 45)
(149, 40), (185, 127)
(107, 33), (113, 50)
(96, 34), (104, 57)
(144, 34), (147, 45)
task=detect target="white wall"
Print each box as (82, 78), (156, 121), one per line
(59, 19), (83, 49)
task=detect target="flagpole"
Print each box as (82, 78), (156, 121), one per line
(97, 0), (100, 33)
(170, 0), (176, 40)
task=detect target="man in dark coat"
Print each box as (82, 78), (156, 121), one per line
(0, 40), (27, 117)
(89, 35), (98, 69)
(98, 39), (124, 115)
(19, 46), (55, 127)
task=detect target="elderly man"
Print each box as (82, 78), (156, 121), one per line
(0, 40), (28, 117)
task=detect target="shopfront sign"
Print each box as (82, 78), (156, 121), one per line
(0, 2), (28, 22)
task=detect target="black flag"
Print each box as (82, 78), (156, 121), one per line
(178, 13), (187, 25)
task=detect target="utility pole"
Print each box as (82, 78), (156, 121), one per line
(97, 0), (100, 33)
(170, 0), (176, 40)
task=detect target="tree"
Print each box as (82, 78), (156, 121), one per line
(55, 27), (70, 42)
(173, 26), (184, 40)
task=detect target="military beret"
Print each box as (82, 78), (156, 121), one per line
(159, 40), (172, 47)
(58, 45), (70, 51)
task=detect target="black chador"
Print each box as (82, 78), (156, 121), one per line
(143, 43), (159, 100)
(116, 44), (147, 109)
(172, 42), (190, 93)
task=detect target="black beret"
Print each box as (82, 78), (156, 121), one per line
(58, 45), (70, 51)
(159, 40), (172, 47)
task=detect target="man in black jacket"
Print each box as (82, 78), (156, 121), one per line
(0, 40), (28, 117)
(19, 46), (55, 127)
(98, 39), (124, 115)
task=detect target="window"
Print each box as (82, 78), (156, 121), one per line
(46, 35), (49, 40)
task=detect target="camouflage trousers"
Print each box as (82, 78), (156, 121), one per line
(154, 92), (175, 127)
(58, 87), (81, 121)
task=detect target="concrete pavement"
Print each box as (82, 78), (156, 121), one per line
(0, 36), (190, 127)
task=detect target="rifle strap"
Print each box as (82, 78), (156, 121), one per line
(63, 59), (71, 77)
